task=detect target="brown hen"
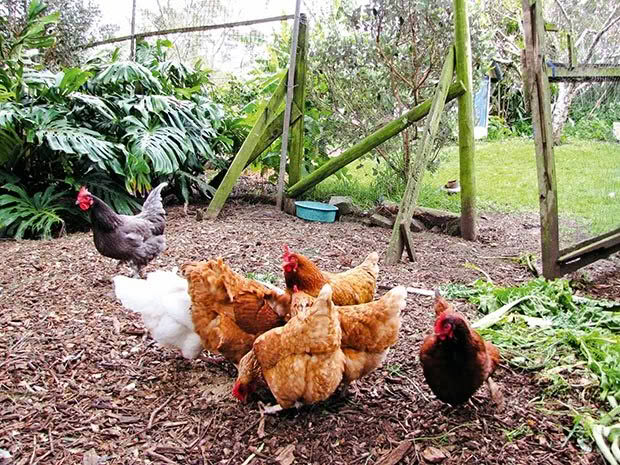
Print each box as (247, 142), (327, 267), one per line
(182, 259), (289, 364)
(233, 284), (345, 409)
(419, 291), (503, 406)
(282, 245), (378, 305)
(282, 285), (406, 385)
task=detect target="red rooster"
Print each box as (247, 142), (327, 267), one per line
(76, 182), (167, 277)
(419, 290), (503, 407)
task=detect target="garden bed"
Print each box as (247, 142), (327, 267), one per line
(1, 184), (618, 465)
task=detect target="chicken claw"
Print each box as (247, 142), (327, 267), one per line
(262, 404), (284, 415)
(262, 401), (303, 415)
(487, 377), (504, 410)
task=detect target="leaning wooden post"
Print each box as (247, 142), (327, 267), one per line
(287, 81), (466, 197)
(454, 0), (477, 240)
(275, 0), (302, 210)
(205, 75), (288, 219)
(207, 105), (303, 191)
(288, 13), (308, 188)
(522, 0), (561, 278)
(385, 46), (455, 264)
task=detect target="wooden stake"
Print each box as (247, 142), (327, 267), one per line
(276, 0), (302, 211)
(130, 0), (137, 60)
(522, 0), (560, 278)
(454, 0), (477, 241)
(205, 75), (289, 219)
(288, 14), (308, 187)
(208, 104), (302, 191)
(385, 46), (455, 264)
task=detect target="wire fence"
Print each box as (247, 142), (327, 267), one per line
(87, 0), (620, 248)
(89, 0), (298, 81)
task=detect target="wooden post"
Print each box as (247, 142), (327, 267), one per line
(288, 13), (308, 188)
(454, 0), (477, 241)
(207, 105), (302, 191)
(275, 0), (302, 210)
(130, 0), (137, 60)
(205, 74), (289, 219)
(567, 33), (577, 68)
(287, 81), (466, 198)
(520, 49), (530, 113)
(385, 46), (455, 264)
(522, 0), (561, 278)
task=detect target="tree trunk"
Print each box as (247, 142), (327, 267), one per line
(551, 82), (586, 145)
(551, 82), (574, 144)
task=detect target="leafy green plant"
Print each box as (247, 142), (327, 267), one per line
(487, 115), (513, 141)
(440, 278), (620, 452)
(0, 183), (72, 238)
(0, 1), (239, 238)
(245, 271), (280, 285)
(564, 117), (612, 142)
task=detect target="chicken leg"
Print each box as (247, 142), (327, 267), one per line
(128, 262), (143, 278)
(262, 401), (303, 415)
(486, 377), (504, 409)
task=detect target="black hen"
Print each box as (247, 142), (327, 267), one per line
(76, 183), (168, 277)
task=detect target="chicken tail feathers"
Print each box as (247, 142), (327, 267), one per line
(113, 268), (191, 326)
(382, 286), (407, 315)
(433, 289), (452, 316)
(361, 251), (380, 276)
(113, 269), (201, 360)
(141, 182), (168, 216)
(113, 275), (152, 312)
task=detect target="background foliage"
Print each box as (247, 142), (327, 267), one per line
(0, 0), (242, 238)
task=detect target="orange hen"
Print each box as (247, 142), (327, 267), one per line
(275, 285), (406, 385)
(419, 291), (502, 406)
(282, 245), (378, 305)
(181, 259), (289, 364)
(233, 284), (345, 409)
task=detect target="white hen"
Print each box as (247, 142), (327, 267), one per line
(113, 267), (203, 359)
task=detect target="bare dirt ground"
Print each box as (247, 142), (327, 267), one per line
(1, 181), (618, 465)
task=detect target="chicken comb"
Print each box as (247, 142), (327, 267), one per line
(433, 290), (452, 317)
(77, 186), (90, 197)
(282, 244), (292, 261)
(434, 312), (448, 335)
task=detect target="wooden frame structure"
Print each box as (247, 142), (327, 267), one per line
(521, 0), (620, 278)
(207, 11), (469, 223)
(206, 14), (308, 219)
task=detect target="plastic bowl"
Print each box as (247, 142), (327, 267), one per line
(294, 201), (338, 223)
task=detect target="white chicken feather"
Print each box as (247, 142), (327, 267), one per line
(113, 267), (203, 359)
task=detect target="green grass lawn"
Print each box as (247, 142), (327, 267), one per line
(309, 138), (620, 235)
(430, 139), (620, 234)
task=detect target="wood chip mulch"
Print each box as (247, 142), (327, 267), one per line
(1, 188), (618, 465)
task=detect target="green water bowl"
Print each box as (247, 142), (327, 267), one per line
(295, 201), (338, 223)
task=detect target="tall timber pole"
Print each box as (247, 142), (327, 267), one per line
(454, 0), (477, 240)
(276, 0), (302, 210)
(130, 0), (137, 60)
